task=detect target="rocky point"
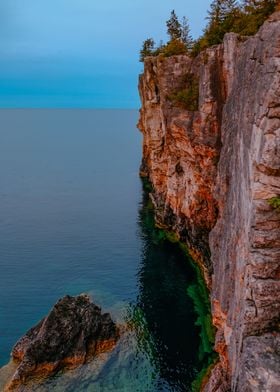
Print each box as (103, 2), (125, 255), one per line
(5, 295), (119, 391)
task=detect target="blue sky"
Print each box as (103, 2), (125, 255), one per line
(0, 1), (212, 108)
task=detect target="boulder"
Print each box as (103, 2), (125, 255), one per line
(5, 295), (119, 390)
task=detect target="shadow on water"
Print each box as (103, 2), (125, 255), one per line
(130, 188), (205, 391)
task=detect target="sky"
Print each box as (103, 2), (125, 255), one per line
(0, 1), (212, 108)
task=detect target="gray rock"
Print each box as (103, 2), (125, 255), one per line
(138, 11), (280, 391)
(5, 295), (119, 391)
(238, 334), (280, 391)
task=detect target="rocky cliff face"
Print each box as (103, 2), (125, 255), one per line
(138, 12), (280, 391)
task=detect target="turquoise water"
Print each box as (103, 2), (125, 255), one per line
(0, 110), (202, 391)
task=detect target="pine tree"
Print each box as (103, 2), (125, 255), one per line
(166, 10), (182, 41)
(220, 0), (239, 19)
(181, 16), (193, 49)
(242, 0), (277, 12)
(207, 0), (223, 25)
(208, 0), (238, 23)
(139, 38), (155, 62)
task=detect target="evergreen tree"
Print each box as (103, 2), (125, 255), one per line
(166, 10), (182, 41)
(181, 16), (193, 49)
(242, 0), (277, 12)
(207, 0), (239, 23)
(220, 0), (239, 19)
(139, 38), (155, 62)
(242, 0), (263, 10)
(207, 0), (223, 25)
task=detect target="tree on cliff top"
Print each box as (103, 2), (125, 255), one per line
(242, 0), (277, 15)
(192, 0), (277, 52)
(236, 0), (277, 35)
(181, 16), (193, 49)
(139, 0), (277, 61)
(203, 0), (240, 45)
(166, 10), (182, 41)
(140, 38), (155, 62)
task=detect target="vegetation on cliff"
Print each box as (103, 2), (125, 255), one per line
(140, 10), (191, 61)
(193, 0), (278, 54)
(268, 196), (280, 211)
(167, 73), (199, 111)
(140, 1), (278, 61)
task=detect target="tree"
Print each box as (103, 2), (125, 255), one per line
(208, 0), (239, 22)
(181, 16), (193, 49)
(140, 38), (155, 62)
(220, 0), (239, 17)
(207, 0), (223, 25)
(242, 0), (277, 13)
(166, 10), (182, 41)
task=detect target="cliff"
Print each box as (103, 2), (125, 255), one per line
(138, 11), (280, 391)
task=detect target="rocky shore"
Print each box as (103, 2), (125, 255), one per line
(4, 295), (119, 391)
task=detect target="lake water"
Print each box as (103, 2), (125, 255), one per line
(0, 110), (202, 391)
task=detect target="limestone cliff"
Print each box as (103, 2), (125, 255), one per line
(138, 12), (280, 391)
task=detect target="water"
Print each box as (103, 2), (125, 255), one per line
(0, 110), (202, 391)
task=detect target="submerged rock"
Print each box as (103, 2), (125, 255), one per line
(5, 295), (119, 391)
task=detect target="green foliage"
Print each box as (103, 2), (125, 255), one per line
(268, 196), (280, 211)
(160, 39), (188, 57)
(191, 0), (277, 55)
(140, 2), (277, 62)
(166, 10), (182, 41)
(181, 16), (193, 49)
(139, 11), (192, 62)
(168, 73), (199, 111)
(140, 38), (155, 62)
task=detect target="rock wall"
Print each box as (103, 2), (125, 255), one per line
(138, 12), (280, 391)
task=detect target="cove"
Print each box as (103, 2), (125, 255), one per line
(0, 109), (208, 391)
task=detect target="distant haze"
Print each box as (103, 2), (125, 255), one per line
(0, 1), (211, 108)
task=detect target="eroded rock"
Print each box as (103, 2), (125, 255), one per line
(138, 11), (280, 391)
(5, 295), (119, 391)
(239, 334), (280, 392)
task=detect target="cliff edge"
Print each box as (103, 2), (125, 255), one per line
(138, 12), (280, 391)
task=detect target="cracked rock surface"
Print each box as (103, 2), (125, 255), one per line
(5, 295), (119, 391)
(138, 11), (280, 391)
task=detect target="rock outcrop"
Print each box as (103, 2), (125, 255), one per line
(5, 295), (119, 391)
(138, 11), (280, 391)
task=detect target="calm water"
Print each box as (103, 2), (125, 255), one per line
(0, 110), (201, 391)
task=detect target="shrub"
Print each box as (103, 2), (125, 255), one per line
(268, 196), (280, 211)
(160, 39), (188, 57)
(168, 73), (199, 111)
